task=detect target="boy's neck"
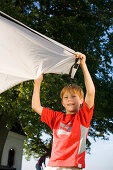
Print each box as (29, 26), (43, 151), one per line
(65, 110), (78, 115)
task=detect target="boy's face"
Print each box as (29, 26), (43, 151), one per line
(62, 91), (83, 114)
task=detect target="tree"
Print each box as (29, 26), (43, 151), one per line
(0, 0), (113, 161)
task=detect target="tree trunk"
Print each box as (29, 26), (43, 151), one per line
(0, 113), (9, 165)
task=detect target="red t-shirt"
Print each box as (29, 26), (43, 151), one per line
(41, 100), (94, 169)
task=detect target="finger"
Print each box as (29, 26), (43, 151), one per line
(75, 52), (83, 58)
(74, 52), (79, 58)
(75, 52), (79, 56)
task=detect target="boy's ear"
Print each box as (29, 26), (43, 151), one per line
(61, 101), (64, 107)
(80, 98), (83, 105)
(80, 98), (83, 108)
(62, 101), (65, 108)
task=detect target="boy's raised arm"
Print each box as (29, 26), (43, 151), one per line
(32, 74), (43, 115)
(75, 52), (95, 109)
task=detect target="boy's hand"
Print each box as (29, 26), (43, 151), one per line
(75, 52), (86, 67)
(34, 73), (43, 84)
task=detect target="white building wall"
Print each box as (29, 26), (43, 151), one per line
(1, 131), (26, 170)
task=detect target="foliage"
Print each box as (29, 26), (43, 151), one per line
(0, 0), (113, 159)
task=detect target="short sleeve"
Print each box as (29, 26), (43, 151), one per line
(78, 100), (94, 127)
(41, 107), (62, 130)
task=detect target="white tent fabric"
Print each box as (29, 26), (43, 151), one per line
(0, 11), (78, 94)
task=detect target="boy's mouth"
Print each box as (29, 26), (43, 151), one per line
(67, 103), (75, 106)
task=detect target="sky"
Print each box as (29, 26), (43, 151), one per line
(22, 134), (113, 170)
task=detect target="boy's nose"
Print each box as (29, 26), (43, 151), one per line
(68, 96), (73, 101)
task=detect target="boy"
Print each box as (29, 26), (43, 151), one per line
(32, 52), (95, 170)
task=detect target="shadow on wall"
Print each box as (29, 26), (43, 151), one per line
(0, 148), (16, 170)
(0, 165), (16, 170)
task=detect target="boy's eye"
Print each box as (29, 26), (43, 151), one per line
(64, 96), (68, 98)
(72, 95), (76, 97)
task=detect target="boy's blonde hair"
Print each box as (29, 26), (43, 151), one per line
(60, 84), (84, 100)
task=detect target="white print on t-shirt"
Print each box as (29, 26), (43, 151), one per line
(57, 122), (72, 135)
